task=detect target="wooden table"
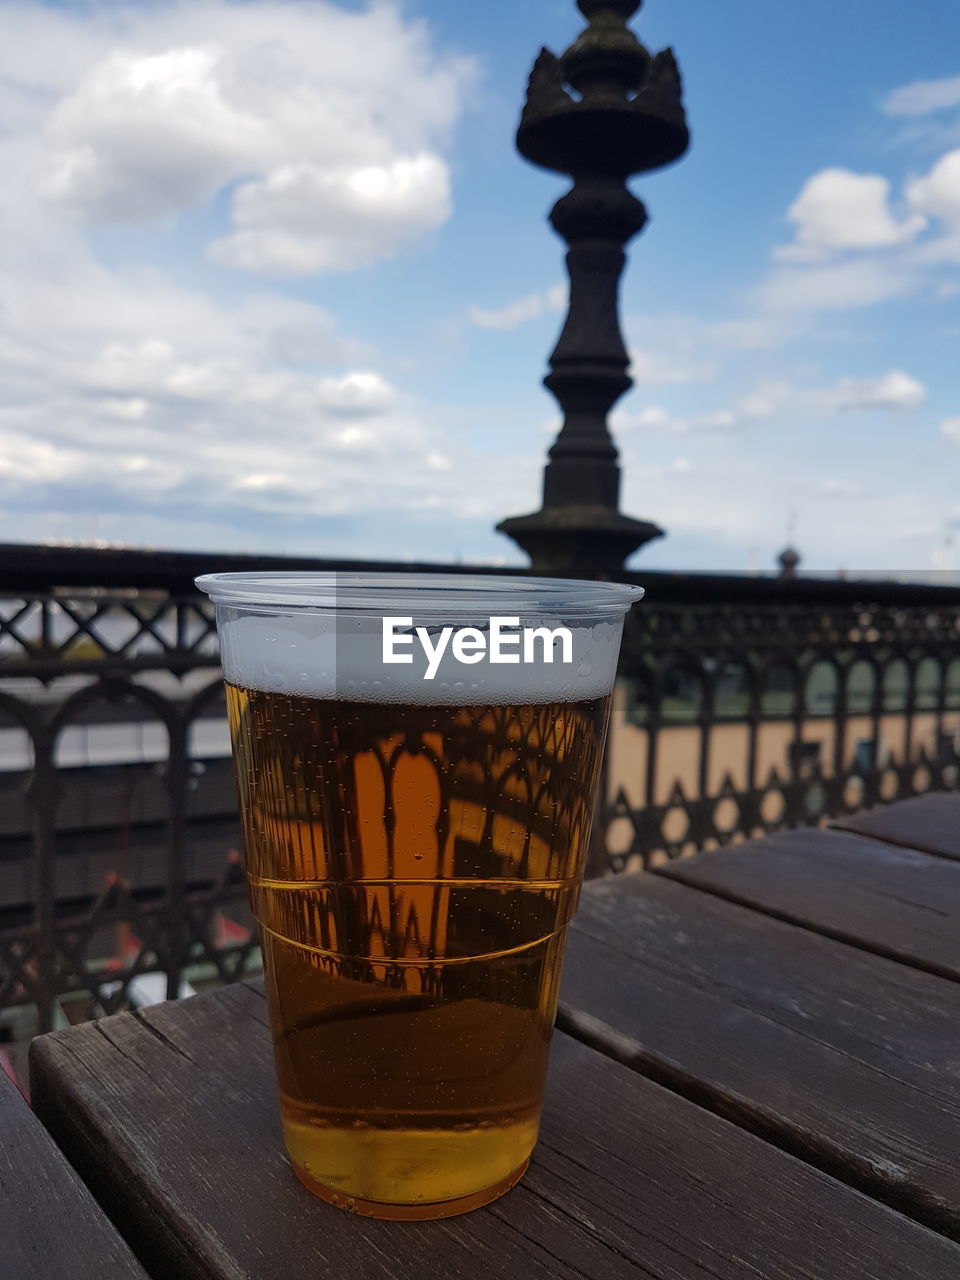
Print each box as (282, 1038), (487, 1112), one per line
(28, 793), (960, 1279)
(0, 1058), (145, 1278)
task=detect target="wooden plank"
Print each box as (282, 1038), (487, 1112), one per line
(28, 982), (960, 1280)
(0, 1065), (145, 1279)
(833, 793), (960, 862)
(656, 827), (960, 980)
(559, 873), (960, 1240)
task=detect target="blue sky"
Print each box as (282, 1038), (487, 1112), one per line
(1, 0), (959, 574)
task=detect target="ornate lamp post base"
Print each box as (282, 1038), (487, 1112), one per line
(498, 507), (663, 578)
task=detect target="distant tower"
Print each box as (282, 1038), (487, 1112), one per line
(778, 546), (801, 580)
(778, 511), (801, 579)
(497, 0), (690, 577)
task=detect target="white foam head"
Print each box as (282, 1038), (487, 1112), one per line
(217, 612), (625, 705)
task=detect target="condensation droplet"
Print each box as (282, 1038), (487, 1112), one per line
(577, 656), (593, 677)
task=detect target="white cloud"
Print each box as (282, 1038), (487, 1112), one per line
(942, 417), (960, 443)
(614, 380), (791, 439)
(777, 168), (925, 260)
(818, 479), (863, 498)
(737, 388), (787, 419)
(0, 0), (529, 551)
(764, 150), (960, 309)
(893, 519), (941, 541)
(210, 154), (451, 275)
(623, 406), (672, 431)
(773, 371), (925, 415)
(97, 397), (151, 422)
(631, 456), (693, 480)
(28, 1), (474, 274)
(44, 45), (260, 221)
(709, 317), (795, 351)
(545, 283), (568, 312)
(908, 149), (960, 224)
(690, 411), (737, 432)
(467, 284), (566, 331)
(884, 76), (960, 118)
(615, 370), (923, 444)
(828, 370), (926, 412)
(0, 435), (84, 484)
(81, 339), (397, 414)
(620, 313), (724, 386)
(0, 224), (541, 542)
(615, 405), (741, 436)
(468, 294), (545, 331)
(619, 317), (798, 426)
(314, 372), (396, 417)
(756, 257), (917, 311)
(629, 349), (717, 386)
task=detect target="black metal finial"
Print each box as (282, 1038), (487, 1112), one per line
(577, 0), (642, 18)
(498, 0), (689, 577)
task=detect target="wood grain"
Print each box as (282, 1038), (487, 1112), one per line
(29, 980), (960, 1279)
(833, 793), (960, 861)
(656, 827), (960, 980)
(0, 1065), (145, 1279)
(560, 872), (960, 1239)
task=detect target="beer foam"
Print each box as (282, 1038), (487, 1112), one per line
(218, 613), (625, 704)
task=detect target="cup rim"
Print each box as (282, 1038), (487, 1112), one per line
(194, 571), (644, 614)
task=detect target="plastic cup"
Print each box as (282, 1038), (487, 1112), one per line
(196, 572), (642, 1219)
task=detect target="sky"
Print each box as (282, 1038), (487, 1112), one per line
(1, 0), (959, 575)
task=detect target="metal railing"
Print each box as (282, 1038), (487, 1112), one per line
(1, 545), (958, 1035)
(603, 593), (960, 873)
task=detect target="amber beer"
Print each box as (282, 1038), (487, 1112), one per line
(198, 574), (641, 1220)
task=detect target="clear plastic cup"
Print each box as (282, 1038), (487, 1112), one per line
(196, 572), (642, 1219)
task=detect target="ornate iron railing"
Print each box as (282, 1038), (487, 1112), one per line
(1, 546), (958, 1036)
(602, 597), (960, 874)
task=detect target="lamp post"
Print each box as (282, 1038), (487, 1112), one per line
(498, 0), (689, 576)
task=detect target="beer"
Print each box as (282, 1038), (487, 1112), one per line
(198, 571), (642, 1219)
(226, 685), (610, 1219)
